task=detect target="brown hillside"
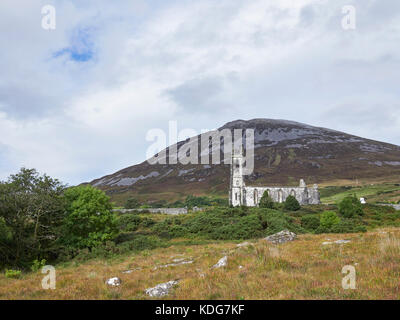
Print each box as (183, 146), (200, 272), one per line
(88, 119), (400, 203)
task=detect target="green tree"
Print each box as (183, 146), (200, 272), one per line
(0, 168), (66, 268)
(284, 195), (301, 211)
(259, 191), (274, 209)
(61, 186), (117, 249)
(338, 195), (363, 218)
(125, 198), (140, 209)
(320, 211), (341, 230)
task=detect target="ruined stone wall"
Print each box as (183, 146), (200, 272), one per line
(243, 186), (311, 206)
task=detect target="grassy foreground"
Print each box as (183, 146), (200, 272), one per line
(1, 228), (399, 300)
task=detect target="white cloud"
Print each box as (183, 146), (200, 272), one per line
(0, 0), (399, 184)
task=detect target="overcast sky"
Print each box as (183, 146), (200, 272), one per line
(0, 0), (399, 185)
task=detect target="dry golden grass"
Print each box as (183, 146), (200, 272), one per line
(1, 229), (399, 300)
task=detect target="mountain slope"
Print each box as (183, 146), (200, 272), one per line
(89, 119), (400, 204)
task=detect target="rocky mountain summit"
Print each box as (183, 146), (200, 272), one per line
(88, 119), (400, 203)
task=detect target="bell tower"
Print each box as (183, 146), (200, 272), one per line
(229, 143), (244, 206)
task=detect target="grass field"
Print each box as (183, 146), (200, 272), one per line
(1, 228), (399, 300)
(320, 183), (400, 204)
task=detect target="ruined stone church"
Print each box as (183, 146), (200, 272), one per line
(229, 145), (320, 207)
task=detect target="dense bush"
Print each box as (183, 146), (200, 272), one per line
(30, 259), (46, 272)
(5, 269), (21, 279)
(259, 191), (274, 209)
(124, 198), (140, 209)
(61, 186), (118, 249)
(140, 217), (156, 228)
(338, 195), (363, 218)
(150, 207), (303, 240)
(301, 214), (320, 231)
(330, 219), (367, 233)
(318, 211), (341, 232)
(258, 209), (304, 235)
(184, 195), (211, 208)
(284, 195), (301, 211)
(117, 214), (141, 232)
(211, 215), (264, 240)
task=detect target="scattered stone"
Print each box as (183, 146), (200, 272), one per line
(237, 242), (251, 247)
(122, 270), (133, 274)
(264, 230), (297, 244)
(322, 240), (351, 245)
(238, 265), (244, 270)
(212, 256), (228, 269)
(335, 240), (351, 244)
(122, 267), (142, 273)
(360, 197), (366, 204)
(145, 280), (179, 297)
(106, 277), (121, 287)
(153, 259), (194, 270)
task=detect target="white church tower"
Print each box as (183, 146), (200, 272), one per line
(229, 143), (244, 206)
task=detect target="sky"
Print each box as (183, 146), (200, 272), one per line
(0, 0), (399, 185)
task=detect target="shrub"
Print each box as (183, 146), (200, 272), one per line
(338, 195), (363, 218)
(5, 269), (21, 279)
(185, 195), (212, 208)
(212, 215), (263, 240)
(259, 191), (274, 209)
(301, 214), (320, 231)
(31, 259), (46, 272)
(258, 209), (304, 235)
(284, 195), (301, 211)
(318, 211), (341, 233)
(330, 219), (367, 233)
(117, 214), (141, 232)
(124, 198), (140, 209)
(140, 217), (155, 228)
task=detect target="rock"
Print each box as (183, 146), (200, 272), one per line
(238, 265), (244, 269)
(236, 242), (251, 247)
(334, 239), (351, 244)
(122, 270), (133, 274)
(106, 277), (121, 287)
(212, 256), (228, 268)
(264, 230), (296, 244)
(153, 259), (194, 270)
(145, 280), (179, 297)
(322, 239), (351, 245)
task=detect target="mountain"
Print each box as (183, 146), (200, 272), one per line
(88, 119), (400, 204)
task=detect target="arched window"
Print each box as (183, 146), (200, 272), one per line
(290, 189), (296, 197)
(254, 189), (258, 205)
(278, 189), (283, 203)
